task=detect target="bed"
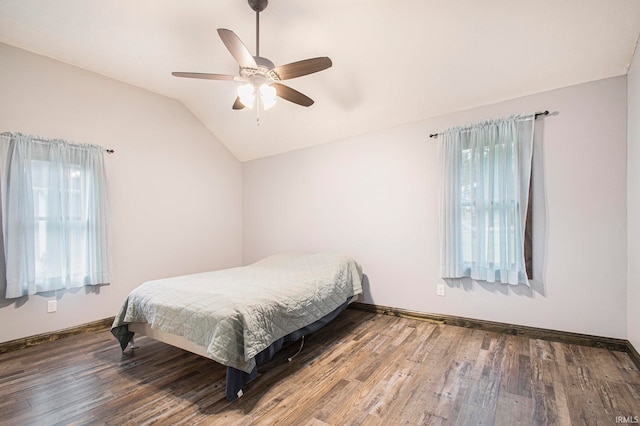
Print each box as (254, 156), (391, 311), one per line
(110, 252), (363, 401)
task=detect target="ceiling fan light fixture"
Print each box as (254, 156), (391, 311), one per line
(237, 83), (255, 109)
(260, 84), (277, 110)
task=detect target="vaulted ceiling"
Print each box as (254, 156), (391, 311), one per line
(1, 0), (639, 161)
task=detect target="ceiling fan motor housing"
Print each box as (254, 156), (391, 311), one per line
(240, 56), (280, 83)
(248, 0), (268, 12)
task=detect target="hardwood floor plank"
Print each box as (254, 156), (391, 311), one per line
(494, 391), (534, 426)
(406, 322), (443, 364)
(303, 419), (331, 426)
(530, 351), (564, 424)
(499, 334), (524, 395)
(426, 360), (472, 421)
(454, 402), (495, 425)
(551, 377), (573, 425)
(301, 378), (356, 422)
(1, 309), (639, 425)
(452, 328), (487, 365)
(564, 386), (614, 425)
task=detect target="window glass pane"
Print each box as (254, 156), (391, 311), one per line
(457, 139), (531, 272)
(68, 165), (83, 219)
(29, 160), (89, 282)
(31, 160), (49, 218)
(35, 220), (47, 281)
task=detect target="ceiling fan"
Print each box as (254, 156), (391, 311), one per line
(172, 0), (332, 112)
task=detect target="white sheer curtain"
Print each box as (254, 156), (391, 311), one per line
(0, 132), (111, 298)
(439, 115), (534, 285)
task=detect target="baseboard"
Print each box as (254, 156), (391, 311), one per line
(348, 302), (633, 355)
(626, 341), (640, 370)
(0, 317), (115, 354)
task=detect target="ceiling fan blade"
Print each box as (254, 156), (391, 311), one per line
(273, 83), (314, 107)
(232, 97), (246, 110)
(273, 57), (332, 80)
(217, 28), (257, 69)
(172, 72), (238, 81)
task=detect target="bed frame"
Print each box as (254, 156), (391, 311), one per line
(127, 322), (209, 357)
(121, 296), (358, 401)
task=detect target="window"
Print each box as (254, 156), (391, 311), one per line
(32, 160), (88, 287)
(0, 133), (112, 298)
(439, 115), (534, 285)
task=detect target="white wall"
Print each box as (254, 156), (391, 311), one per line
(1, 41), (632, 344)
(628, 40), (640, 350)
(243, 76), (628, 339)
(0, 44), (243, 343)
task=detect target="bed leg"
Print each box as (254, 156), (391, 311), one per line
(127, 337), (139, 353)
(288, 336), (305, 362)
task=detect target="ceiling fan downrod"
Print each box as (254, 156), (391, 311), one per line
(248, 0), (268, 57)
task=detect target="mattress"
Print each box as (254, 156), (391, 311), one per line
(111, 252), (363, 375)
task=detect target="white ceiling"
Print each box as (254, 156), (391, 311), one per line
(1, 0), (639, 162)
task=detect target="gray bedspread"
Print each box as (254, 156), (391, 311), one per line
(111, 253), (363, 373)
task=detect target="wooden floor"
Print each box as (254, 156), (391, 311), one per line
(1, 309), (639, 425)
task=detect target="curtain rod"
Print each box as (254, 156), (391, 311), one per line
(428, 110), (549, 139)
(1, 132), (115, 153)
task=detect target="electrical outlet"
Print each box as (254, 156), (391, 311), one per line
(47, 300), (57, 313)
(436, 284), (445, 296)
